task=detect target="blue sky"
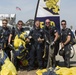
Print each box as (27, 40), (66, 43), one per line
(0, 0), (76, 29)
(0, 0), (37, 23)
(60, 0), (76, 30)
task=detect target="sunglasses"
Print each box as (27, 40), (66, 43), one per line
(61, 24), (66, 25)
(18, 24), (22, 25)
(2, 23), (7, 24)
(45, 22), (50, 24)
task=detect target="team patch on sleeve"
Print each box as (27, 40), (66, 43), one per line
(54, 30), (57, 33)
(68, 32), (71, 35)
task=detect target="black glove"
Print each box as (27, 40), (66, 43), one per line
(51, 41), (55, 46)
(59, 48), (64, 56)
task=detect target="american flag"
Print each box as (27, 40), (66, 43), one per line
(16, 7), (21, 11)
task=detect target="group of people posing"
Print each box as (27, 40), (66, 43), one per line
(0, 18), (74, 71)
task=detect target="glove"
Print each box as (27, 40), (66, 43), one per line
(46, 40), (50, 44)
(50, 41), (55, 49)
(8, 44), (14, 50)
(19, 45), (24, 50)
(59, 48), (64, 56)
(51, 41), (55, 46)
(28, 36), (32, 39)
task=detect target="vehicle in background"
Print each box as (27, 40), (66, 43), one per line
(0, 14), (16, 27)
(23, 26), (32, 35)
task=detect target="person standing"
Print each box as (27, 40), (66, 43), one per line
(60, 20), (72, 68)
(27, 20), (45, 71)
(0, 19), (11, 59)
(8, 20), (25, 43)
(8, 20), (25, 70)
(43, 19), (59, 68)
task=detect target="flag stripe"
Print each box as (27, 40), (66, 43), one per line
(16, 7), (21, 11)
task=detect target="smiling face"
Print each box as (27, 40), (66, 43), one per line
(35, 20), (40, 28)
(2, 19), (8, 28)
(17, 20), (23, 30)
(45, 19), (50, 27)
(61, 20), (66, 29)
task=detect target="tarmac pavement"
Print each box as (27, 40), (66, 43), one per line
(56, 44), (76, 67)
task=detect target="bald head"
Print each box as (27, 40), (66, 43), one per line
(45, 19), (50, 22)
(45, 19), (50, 27)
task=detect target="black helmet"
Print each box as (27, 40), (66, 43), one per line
(59, 48), (64, 56)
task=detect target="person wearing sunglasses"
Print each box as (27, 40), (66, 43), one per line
(0, 19), (11, 59)
(27, 20), (45, 71)
(60, 20), (72, 68)
(8, 20), (25, 70)
(8, 20), (25, 44)
(43, 19), (59, 68)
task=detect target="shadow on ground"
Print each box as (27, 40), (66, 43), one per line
(57, 61), (76, 67)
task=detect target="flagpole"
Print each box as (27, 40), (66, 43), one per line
(34, 0), (40, 26)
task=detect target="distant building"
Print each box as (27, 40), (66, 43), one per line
(25, 19), (34, 27)
(0, 14), (16, 27)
